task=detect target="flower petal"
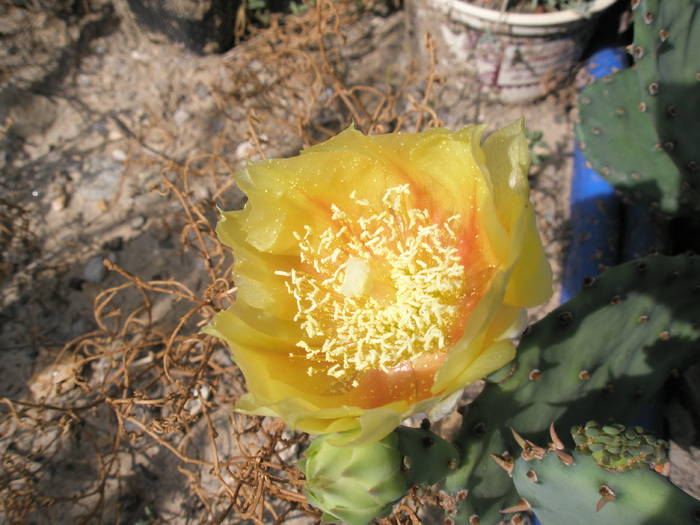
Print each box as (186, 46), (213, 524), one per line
(432, 270), (510, 394)
(481, 119), (552, 306)
(210, 121), (552, 446)
(504, 203), (553, 306)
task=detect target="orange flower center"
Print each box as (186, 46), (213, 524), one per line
(276, 185), (466, 384)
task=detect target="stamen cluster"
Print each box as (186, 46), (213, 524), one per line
(276, 185), (465, 382)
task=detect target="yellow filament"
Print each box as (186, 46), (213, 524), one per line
(276, 185), (465, 380)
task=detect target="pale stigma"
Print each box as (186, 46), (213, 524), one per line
(341, 256), (371, 298)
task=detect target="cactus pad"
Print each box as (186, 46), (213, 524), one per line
(447, 254), (700, 523)
(512, 443), (699, 525)
(576, 68), (681, 214)
(395, 424), (460, 486)
(576, 0), (700, 216)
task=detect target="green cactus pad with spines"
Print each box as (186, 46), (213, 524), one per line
(630, 0), (662, 112)
(576, 68), (680, 214)
(572, 421), (669, 472)
(446, 254), (700, 524)
(631, 0), (700, 213)
(576, 0), (700, 216)
(395, 425), (460, 486)
(642, 0), (700, 210)
(512, 448), (700, 525)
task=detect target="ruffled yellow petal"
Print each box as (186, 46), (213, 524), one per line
(206, 308), (298, 354)
(236, 392), (405, 448)
(481, 119), (552, 306)
(217, 210), (298, 317)
(441, 339), (516, 393)
(504, 203), (553, 306)
(233, 147), (405, 254)
(326, 405), (405, 447)
(482, 119), (530, 227)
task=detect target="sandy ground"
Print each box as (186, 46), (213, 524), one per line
(1, 1), (698, 523)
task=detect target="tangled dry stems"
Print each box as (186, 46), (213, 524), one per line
(0, 1), (447, 522)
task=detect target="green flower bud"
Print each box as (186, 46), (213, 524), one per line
(301, 433), (408, 525)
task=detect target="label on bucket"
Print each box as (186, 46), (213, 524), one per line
(495, 40), (578, 87)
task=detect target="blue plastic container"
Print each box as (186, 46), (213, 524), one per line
(561, 47), (628, 303)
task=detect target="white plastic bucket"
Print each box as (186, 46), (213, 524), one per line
(411, 0), (618, 103)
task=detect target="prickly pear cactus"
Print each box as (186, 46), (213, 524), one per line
(446, 254), (700, 524)
(575, 0), (700, 216)
(510, 429), (700, 525)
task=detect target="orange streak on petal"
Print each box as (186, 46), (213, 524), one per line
(447, 212), (495, 345)
(347, 352), (447, 409)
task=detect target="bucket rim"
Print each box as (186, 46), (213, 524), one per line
(447, 0), (617, 28)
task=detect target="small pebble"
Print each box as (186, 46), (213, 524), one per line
(130, 215), (147, 229)
(51, 195), (67, 211)
(112, 149), (127, 161)
(173, 108), (190, 126)
(83, 253), (116, 283)
(235, 140), (254, 159)
(131, 50), (149, 61)
(184, 398), (202, 416)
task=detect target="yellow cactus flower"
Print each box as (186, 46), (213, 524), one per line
(206, 120), (552, 446)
